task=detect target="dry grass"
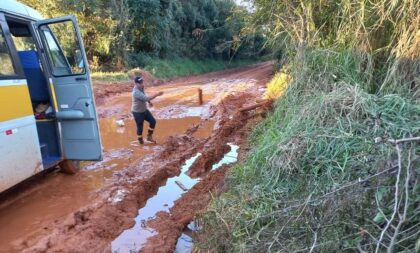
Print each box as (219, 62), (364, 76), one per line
(264, 69), (291, 99)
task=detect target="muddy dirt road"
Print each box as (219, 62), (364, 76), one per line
(0, 62), (273, 253)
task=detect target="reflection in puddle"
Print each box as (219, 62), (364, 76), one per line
(211, 144), (239, 170)
(111, 144), (239, 253)
(92, 117), (214, 176)
(174, 144), (239, 253)
(111, 153), (202, 252)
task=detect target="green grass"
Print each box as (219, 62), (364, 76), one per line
(143, 58), (259, 79)
(197, 49), (419, 252)
(91, 71), (129, 82)
(92, 57), (260, 81)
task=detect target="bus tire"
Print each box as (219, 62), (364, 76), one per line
(59, 160), (80, 174)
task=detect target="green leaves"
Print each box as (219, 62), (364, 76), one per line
(21, 0), (264, 70)
(373, 212), (386, 224)
(376, 186), (388, 202)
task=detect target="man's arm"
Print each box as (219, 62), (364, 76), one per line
(134, 90), (163, 102)
(148, 91), (164, 101)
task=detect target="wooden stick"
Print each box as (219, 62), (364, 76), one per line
(198, 88), (203, 105)
(175, 180), (188, 191)
(239, 101), (271, 113)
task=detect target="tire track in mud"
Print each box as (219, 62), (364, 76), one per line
(22, 135), (205, 253)
(21, 88), (270, 253)
(141, 112), (263, 252)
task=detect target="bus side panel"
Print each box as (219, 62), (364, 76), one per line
(0, 82), (43, 192)
(0, 116), (43, 192)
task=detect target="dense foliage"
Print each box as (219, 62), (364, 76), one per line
(20, 0), (266, 71)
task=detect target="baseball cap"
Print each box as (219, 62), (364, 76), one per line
(134, 76), (143, 84)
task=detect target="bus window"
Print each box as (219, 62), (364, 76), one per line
(41, 29), (72, 76)
(6, 19), (37, 52)
(0, 26), (16, 76)
(40, 21), (85, 76)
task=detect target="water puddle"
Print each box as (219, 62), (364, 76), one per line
(111, 154), (202, 252)
(100, 117), (213, 149)
(154, 105), (205, 119)
(151, 86), (210, 110)
(85, 116), (214, 173)
(0, 170), (102, 253)
(0, 117), (214, 253)
(174, 144), (239, 253)
(111, 144), (239, 253)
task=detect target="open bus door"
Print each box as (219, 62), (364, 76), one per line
(34, 16), (102, 161)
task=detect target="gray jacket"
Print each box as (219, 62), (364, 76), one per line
(131, 87), (150, 113)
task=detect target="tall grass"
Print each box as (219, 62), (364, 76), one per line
(199, 49), (419, 252)
(197, 0), (419, 251)
(255, 0), (419, 97)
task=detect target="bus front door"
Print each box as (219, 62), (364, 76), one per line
(34, 16), (102, 161)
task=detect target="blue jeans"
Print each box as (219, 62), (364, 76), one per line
(132, 110), (156, 137)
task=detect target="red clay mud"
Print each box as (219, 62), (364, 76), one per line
(0, 62), (274, 253)
(93, 69), (158, 106)
(140, 100), (269, 253)
(21, 107), (244, 253)
(142, 165), (231, 253)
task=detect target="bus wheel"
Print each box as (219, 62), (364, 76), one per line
(59, 160), (80, 174)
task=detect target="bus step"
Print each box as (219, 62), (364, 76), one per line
(40, 143), (48, 158)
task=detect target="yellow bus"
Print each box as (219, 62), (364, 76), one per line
(0, 0), (102, 192)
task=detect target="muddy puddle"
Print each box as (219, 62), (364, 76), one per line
(98, 79), (257, 120)
(0, 117), (214, 253)
(0, 170), (102, 252)
(111, 144), (239, 253)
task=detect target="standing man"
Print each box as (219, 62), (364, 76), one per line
(132, 76), (163, 144)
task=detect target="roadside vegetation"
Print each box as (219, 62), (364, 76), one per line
(198, 0), (419, 252)
(91, 57), (260, 81)
(21, 0), (268, 79)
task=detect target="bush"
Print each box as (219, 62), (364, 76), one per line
(126, 52), (154, 69)
(198, 48), (420, 252)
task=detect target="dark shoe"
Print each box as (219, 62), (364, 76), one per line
(147, 134), (156, 144)
(138, 138), (144, 145)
